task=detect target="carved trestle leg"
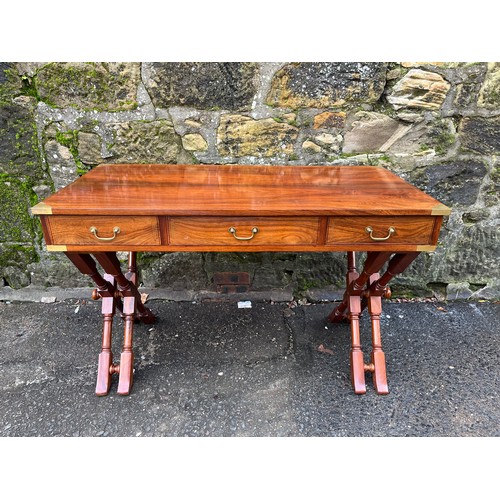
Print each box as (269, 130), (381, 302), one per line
(328, 251), (419, 394)
(93, 252), (155, 395)
(65, 253), (122, 395)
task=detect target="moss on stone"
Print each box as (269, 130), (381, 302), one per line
(54, 129), (90, 176)
(36, 62), (140, 112)
(0, 174), (39, 243)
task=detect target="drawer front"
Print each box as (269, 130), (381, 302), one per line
(327, 216), (435, 245)
(49, 216), (161, 246)
(169, 217), (320, 246)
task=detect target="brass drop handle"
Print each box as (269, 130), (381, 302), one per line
(365, 226), (396, 241)
(90, 226), (121, 241)
(228, 226), (259, 241)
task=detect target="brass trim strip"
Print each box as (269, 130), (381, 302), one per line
(47, 245), (67, 252)
(416, 245), (437, 252)
(31, 202), (53, 215)
(431, 204), (451, 216)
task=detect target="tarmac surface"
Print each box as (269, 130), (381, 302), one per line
(0, 292), (499, 437)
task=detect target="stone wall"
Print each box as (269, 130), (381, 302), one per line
(1, 62), (499, 299)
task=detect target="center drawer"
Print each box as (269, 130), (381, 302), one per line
(169, 217), (320, 246)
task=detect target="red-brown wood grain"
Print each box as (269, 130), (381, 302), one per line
(31, 164), (451, 217)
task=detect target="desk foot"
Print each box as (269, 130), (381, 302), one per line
(65, 251), (155, 396)
(328, 251), (419, 395)
(93, 252), (155, 395)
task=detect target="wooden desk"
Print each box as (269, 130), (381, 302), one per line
(31, 164), (451, 396)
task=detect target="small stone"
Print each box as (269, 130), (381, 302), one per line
(315, 133), (339, 146)
(41, 296), (56, 303)
(313, 111), (346, 129)
(181, 133), (208, 151)
(302, 140), (322, 153)
(78, 132), (103, 164)
(282, 113), (297, 123)
(446, 282), (473, 300)
(184, 119), (202, 128)
(44, 140), (79, 190)
(459, 116), (500, 155)
(342, 111), (408, 154)
(477, 62), (500, 109)
(217, 114), (298, 157)
(107, 121), (185, 163)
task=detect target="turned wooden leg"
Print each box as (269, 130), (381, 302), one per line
(328, 251), (395, 395)
(65, 253), (123, 396)
(93, 252), (155, 395)
(117, 295), (136, 395)
(363, 252), (420, 395)
(348, 294), (366, 394)
(126, 251), (138, 286)
(366, 273), (388, 395)
(95, 274), (118, 396)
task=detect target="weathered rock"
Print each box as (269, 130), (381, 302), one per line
(460, 116), (500, 155)
(302, 140), (322, 153)
(217, 114), (298, 157)
(181, 133), (208, 151)
(461, 208), (491, 224)
(0, 176), (37, 243)
(139, 253), (209, 289)
(413, 160), (487, 207)
(428, 220), (500, 284)
(387, 69), (450, 110)
(143, 62), (258, 110)
(453, 63), (487, 110)
(78, 132), (103, 164)
(27, 255), (92, 288)
(107, 120), (187, 163)
(44, 140), (79, 190)
(0, 177), (39, 288)
(387, 118), (456, 156)
(477, 62), (500, 109)
(313, 111), (346, 129)
(446, 282), (473, 300)
(36, 62), (141, 111)
(314, 133), (342, 152)
(267, 62), (388, 108)
(0, 103), (42, 178)
(2, 265), (30, 288)
(342, 111), (409, 154)
(0, 63), (23, 103)
(470, 280), (500, 300)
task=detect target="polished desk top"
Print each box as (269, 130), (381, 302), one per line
(31, 164), (451, 217)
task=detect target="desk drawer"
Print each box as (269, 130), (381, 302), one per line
(327, 216), (435, 245)
(169, 217), (320, 246)
(49, 216), (161, 246)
